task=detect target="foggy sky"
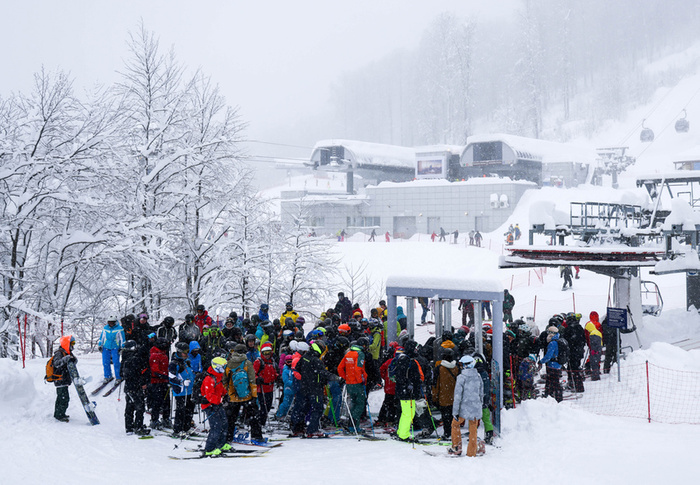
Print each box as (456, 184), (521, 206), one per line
(0, 0), (519, 146)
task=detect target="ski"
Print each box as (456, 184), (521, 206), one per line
(423, 449), (462, 457)
(231, 438), (283, 448)
(90, 377), (114, 396)
(184, 447), (266, 454)
(66, 360), (100, 425)
(102, 379), (122, 397)
(168, 453), (262, 460)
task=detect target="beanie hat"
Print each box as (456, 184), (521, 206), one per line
(285, 355), (293, 364)
(547, 326), (559, 333)
(234, 344), (247, 354)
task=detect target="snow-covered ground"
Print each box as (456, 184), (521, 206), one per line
(3, 231), (700, 484)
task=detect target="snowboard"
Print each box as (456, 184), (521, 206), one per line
(91, 377), (114, 396)
(67, 360), (100, 425)
(491, 359), (500, 435)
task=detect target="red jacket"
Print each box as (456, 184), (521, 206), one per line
(254, 355), (278, 394)
(380, 358), (396, 395)
(201, 367), (226, 410)
(149, 346), (169, 384)
(194, 311), (213, 332)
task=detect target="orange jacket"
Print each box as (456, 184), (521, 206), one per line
(337, 346), (367, 385)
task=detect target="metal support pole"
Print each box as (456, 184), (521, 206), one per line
(406, 297), (415, 339)
(434, 300), (443, 340)
(387, 295), (397, 344)
(444, 300), (452, 333)
(472, 300), (482, 355)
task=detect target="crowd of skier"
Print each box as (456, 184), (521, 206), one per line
(49, 289), (619, 457)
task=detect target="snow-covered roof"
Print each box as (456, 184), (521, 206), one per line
(674, 145), (700, 162)
(386, 274), (503, 298)
(414, 144), (465, 155)
(464, 133), (596, 164)
(311, 139), (416, 169)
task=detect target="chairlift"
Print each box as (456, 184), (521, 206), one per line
(640, 119), (654, 142)
(675, 109), (690, 133)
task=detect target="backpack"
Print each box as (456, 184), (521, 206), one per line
(231, 361), (251, 399)
(191, 372), (209, 405)
(557, 337), (570, 366)
(45, 355), (62, 382)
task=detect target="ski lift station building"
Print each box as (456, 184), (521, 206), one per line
(282, 136), (594, 238)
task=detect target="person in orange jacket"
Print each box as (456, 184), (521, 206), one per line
(337, 338), (368, 432)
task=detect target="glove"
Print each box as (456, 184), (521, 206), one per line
(183, 380), (191, 387)
(98, 346), (103, 352)
(255, 377), (264, 385)
(70, 355), (78, 363)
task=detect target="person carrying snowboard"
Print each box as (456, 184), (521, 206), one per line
(51, 335), (77, 422)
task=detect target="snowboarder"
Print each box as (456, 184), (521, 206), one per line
(98, 315), (125, 382)
(561, 265), (573, 290)
(474, 230), (482, 247)
(450, 355), (484, 456)
(369, 228), (376, 242)
(392, 340), (425, 442)
(439, 227), (447, 242)
(51, 335), (77, 422)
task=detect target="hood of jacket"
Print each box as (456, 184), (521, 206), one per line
(440, 359), (457, 369)
(189, 340), (201, 352)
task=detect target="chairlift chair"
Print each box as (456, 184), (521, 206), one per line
(675, 109), (690, 133)
(640, 119), (654, 142)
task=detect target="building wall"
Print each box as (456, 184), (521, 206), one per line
(280, 180), (535, 238)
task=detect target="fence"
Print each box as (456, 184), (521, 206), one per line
(559, 362), (700, 425)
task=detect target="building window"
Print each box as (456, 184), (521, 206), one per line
(346, 216), (380, 227)
(306, 216), (325, 227)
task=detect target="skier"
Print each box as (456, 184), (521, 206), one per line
(169, 342), (195, 436)
(585, 311), (603, 381)
(178, 314), (200, 345)
(369, 228), (376, 242)
(514, 224), (521, 240)
(418, 297), (430, 324)
(335, 292), (353, 322)
(194, 304), (213, 332)
(450, 355), (484, 456)
(563, 313), (586, 392)
(98, 315), (125, 383)
(385, 231), (390, 242)
(223, 344), (263, 443)
(276, 355), (296, 419)
(453, 229), (459, 244)
(503, 289), (515, 323)
(148, 337), (170, 429)
(201, 356), (230, 456)
(469, 230), (475, 246)
(156, 316), (177, 345)
(432, 348), (459, 440)
(254, 342), (279, 427)
(51, 335), (77, 422)
(280, 302), (299, 326)
(517, 354), (538, 401)
(337, 339), (368, 433)
(392, 340), (425, 442)
(376, 343), (399, 427)
(292, 340), (338, 437)
(121, 340), (150, 435)
(439, 227), (447, 242)
(540, 326), (563, 402)
(474, 230), (482, 247)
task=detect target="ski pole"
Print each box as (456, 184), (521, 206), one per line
(422, 391), (439, 439)
(342, 386), (360, 437)
(364, 386), (375, 437)
(327, 385), (338, 426)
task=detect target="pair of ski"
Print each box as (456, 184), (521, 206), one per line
(232, 433), (284, 448)
(91, 377), (122, 397)
(169, 448), (267, 460)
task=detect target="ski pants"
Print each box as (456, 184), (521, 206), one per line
(291, 392), (324, 434)
(226, 399), (262, 441)
(102, 348), (121, 380)
(481, 407), (493, 433)
(276, 385), (296, 418)
(345, 384), (366, 430)
(377, 393), (399, 424)
(203, 404), (228, 452)
(174, 395), (194, 433)
(54, 385), (70, 419)
(451, 417), (480, 456)
(125, 387), (146, 431)
(568, 356), (585, 392)
(589, 336), (602, 380)
(545, 366), (563, 402)
(439, 405), (453, 438)
(148, 383), (169, 424)
(326, 380), (342, 425)
(258, 391), (274, 426)
(397, 399), (416, 439)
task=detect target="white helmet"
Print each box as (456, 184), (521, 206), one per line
(459, 355), (476, 368)
(107, 315), (118, 323)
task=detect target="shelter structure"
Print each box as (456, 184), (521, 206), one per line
(384, 274), (505, 433)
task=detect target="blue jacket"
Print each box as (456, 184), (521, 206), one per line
(255, 325), (264, 341)
(541, 336), (561, 369)
(246, 349), (260, 364)
(258, 309), (269, 322)
(282, 365), (296, 392)
(188, 341), (202, 373)
(98, 324), (125, 350)
(169, 354), (195, 397)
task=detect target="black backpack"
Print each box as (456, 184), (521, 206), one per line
(557, 337), (570, 366)
(191, 372), (209, 405)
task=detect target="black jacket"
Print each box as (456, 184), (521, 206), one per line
(392, 353), (424, 400)
(296, 351), (336, 397)
(52, 348), (74, 387)
(563, 323), (587, 359)
(121, 349), (150, 391)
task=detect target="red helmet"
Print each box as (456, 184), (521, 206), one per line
(338, 324), (351, 335)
